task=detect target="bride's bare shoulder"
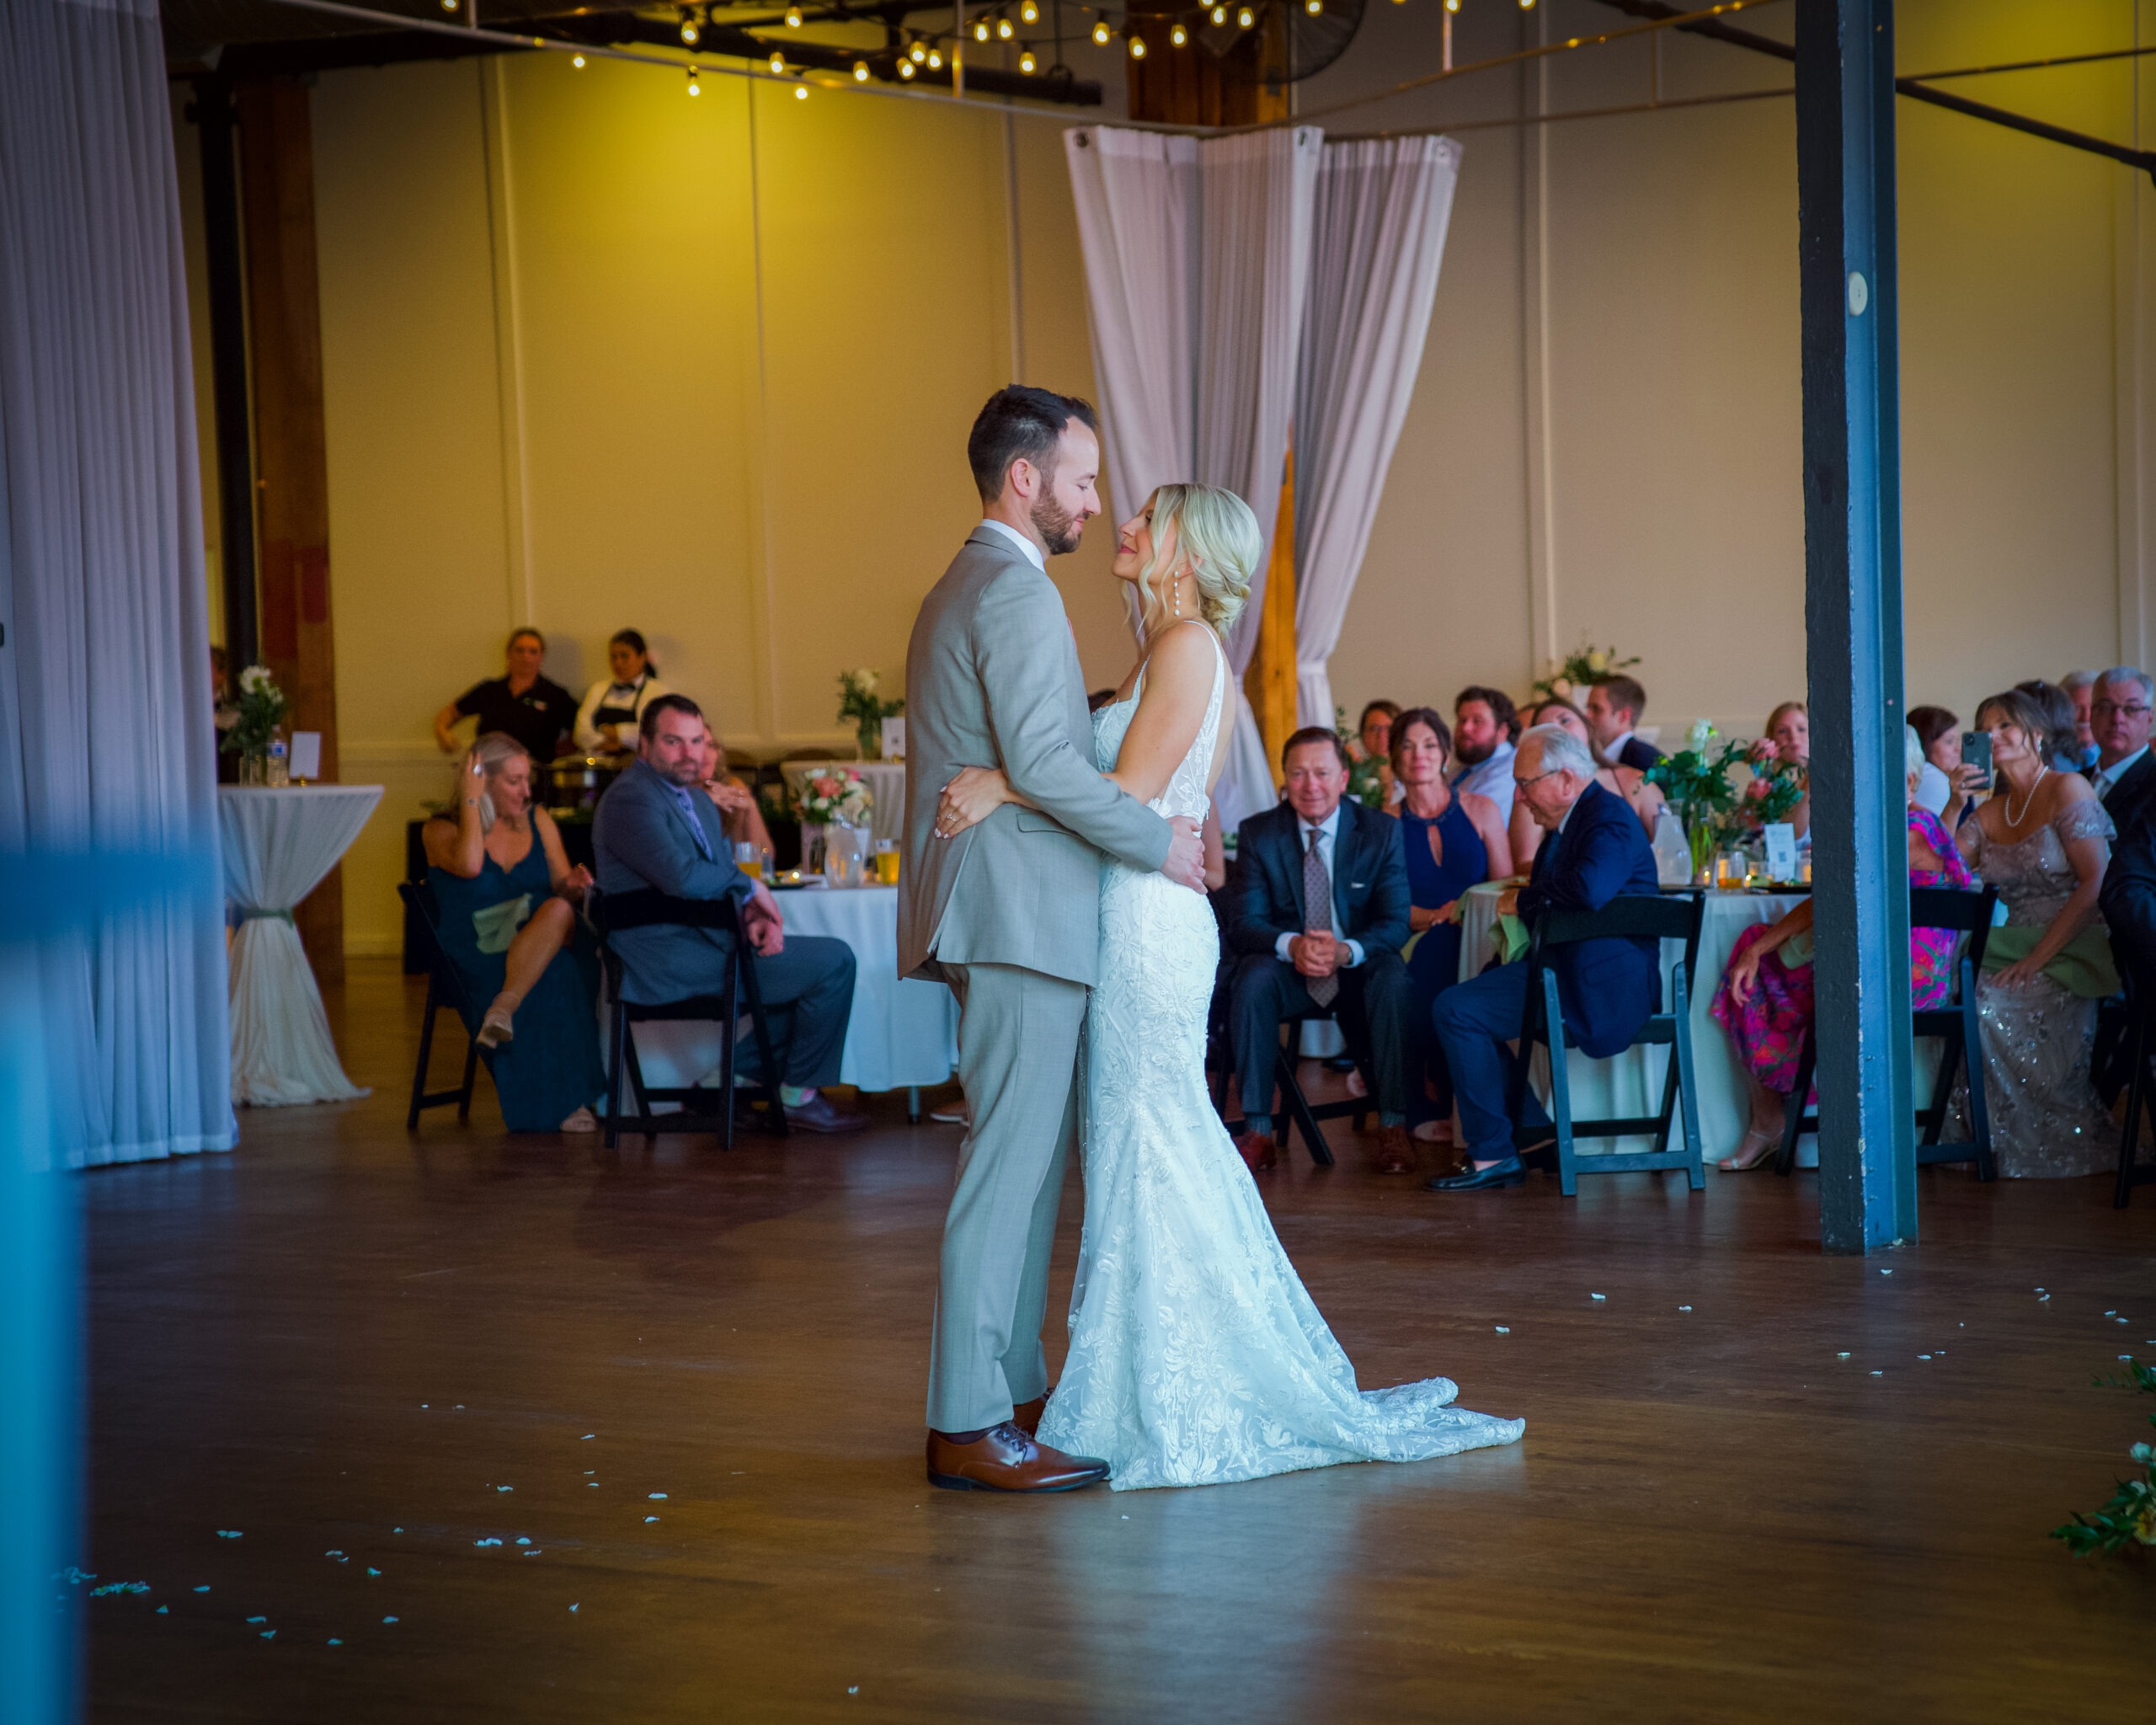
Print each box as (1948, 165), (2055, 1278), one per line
(1137, 621), (1220, 694)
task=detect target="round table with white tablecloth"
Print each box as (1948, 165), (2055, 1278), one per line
(217, 784), (383, 1107)
(776, 883), (957, 1094)
(782, 760), (907, 846)
(1454, 880), (1810, 1164)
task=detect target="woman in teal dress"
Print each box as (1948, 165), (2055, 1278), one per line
(423, 734), (606, 1132)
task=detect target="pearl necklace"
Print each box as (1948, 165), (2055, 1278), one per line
(2004, 763), (2048, 828)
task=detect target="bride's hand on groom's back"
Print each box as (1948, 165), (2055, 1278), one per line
(934, 766), (1011, 839)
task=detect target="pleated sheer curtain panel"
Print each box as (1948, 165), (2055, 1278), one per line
(1293, 137), (1460, 729)
(0, 0), (235, 1166)
(1065, 124), (1321, 833)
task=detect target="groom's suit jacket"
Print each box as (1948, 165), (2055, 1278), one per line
(899, 526), (1171, 987)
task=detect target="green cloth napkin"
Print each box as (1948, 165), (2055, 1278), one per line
(1492, 913), (1529, 966)
(1979, 923), (2120, 1000)
(471, 894), (533, 956)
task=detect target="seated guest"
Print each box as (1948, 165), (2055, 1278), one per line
(422, 734), (606, 1133)
(1742, 700), (1812, 841)
(2089, 666), (2156, 840)
(574, 629), (672, 755)
(1450, 686), (1519, 823)
(1227, 728), (1412, 1175)
(1710, 726), (1976, 1171)
(1957, 689), (2115, 1178)
(2015, 678), (2084, 774)
(697, 732), (776, 858)
(593, 694), (866, 1133)
(2060, 670), (2103, 772)
(1908, 704), (1961, 820)
(1508, 697), (1664, 868)
(1583, 673), (1662, 772)
(435, 628), (579, 764)
(1348, 700), (1401, 808)
(1428, 724), (1661, 1193)
(1391, 708), (1512, 1150)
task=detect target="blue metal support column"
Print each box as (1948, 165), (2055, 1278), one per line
(1796, 0), (1917, 1253)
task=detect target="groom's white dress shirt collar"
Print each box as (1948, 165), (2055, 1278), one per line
(977, 518), (1046, 571)
(1276, 801), (1365, 969)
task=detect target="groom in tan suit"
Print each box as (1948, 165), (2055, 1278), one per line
(900, 387), (1206, 1493)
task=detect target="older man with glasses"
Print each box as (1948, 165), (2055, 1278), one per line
(2089, 668), (2156, 840)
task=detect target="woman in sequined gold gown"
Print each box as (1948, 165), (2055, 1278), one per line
(1958, 690), (2116, 1178)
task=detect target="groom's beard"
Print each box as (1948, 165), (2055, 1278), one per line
(1030, 492), (1086, 557)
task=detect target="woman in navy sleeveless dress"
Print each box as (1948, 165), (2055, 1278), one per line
(1390, 709), (1512, 1141)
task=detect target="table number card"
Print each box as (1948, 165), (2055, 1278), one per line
(1764, 823), (1796, 884)
(880, 718), (906, 761)
(288, 732), (323, 782)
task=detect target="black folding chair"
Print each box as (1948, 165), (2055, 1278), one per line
(1773, 884), (1999, 1180)
(591, 887), (788, 1151)
(2107, 949), (2156, 1209)
(396, 880), (483, 1131)
(1508, 891), (1706, 1196)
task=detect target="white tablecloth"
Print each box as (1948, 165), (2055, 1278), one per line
(217, 785), (383, 1107)
(782, 760), (907, 845)
(778, 884), (957, 1092)
(1454, 882), (1807, 1163)
(614, 883), (958, 1099)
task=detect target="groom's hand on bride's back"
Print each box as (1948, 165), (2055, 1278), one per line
(1162, 816), (1207, 893)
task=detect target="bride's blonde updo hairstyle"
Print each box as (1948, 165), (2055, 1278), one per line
(1134, 483), (1260, 637)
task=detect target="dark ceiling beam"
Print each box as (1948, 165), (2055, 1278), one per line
(1588, 0), (2156, 184)
(209, 27), (528, 77)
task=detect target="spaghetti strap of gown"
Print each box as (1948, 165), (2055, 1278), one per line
(1035, 625), (1524, 1488)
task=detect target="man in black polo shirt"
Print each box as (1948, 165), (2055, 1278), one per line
(434, 628), (579, 762)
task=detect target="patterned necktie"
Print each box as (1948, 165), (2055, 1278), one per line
(1303, 828), (1339, 1007)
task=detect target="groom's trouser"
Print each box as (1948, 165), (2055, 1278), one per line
(928, 961), (1089, 1434)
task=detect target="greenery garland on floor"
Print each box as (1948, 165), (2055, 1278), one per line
(2051, 1359), (2156, 1556)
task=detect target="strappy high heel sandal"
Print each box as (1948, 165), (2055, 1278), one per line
(1718, 1130), (1779, 1172)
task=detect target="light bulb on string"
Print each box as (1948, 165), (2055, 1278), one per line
(1129, 34), (1145, 56)
(899, 57), (916, 77)
(1305, 0), (1321, 12)
(686, 67), (702, 94)
(927, 47), (942, 67)
(570, 52), (586, 67)
(793, 85), (808, 99)
(1021, 0), (1038, 19)
(997, 17), (1013, 38)
(1210, 4), (1226, 20)
(1019, 48), (1037, 71)
(974, 19), (990, 40)
(1521, 0), (1537, 8)
(1092, 20), (1110, 44)
(1171, 22), (1187, 42)
(1236, 5), (1254, 25)
(786, 3), (803, 22)
(1443, 0), (1458, 10)
(680, 13), (699, 45)
(440, 0), (456, 11)
(769, 50), (785, 72)
(911, 40), (927, 60)
(853, 58), (870, 79)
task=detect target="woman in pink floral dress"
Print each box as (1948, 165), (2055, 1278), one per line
(1709, 727), (1976, 1170)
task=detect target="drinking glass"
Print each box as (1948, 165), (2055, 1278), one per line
(873, 840), (899, 885)
(734, 841), (762, 880)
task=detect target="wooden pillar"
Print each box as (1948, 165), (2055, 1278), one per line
(237, 77), (346, 982)
(1796, 0), (1915, 1252)
(1245, 456), (1300, 775)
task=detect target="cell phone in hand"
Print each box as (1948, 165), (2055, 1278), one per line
(1962, 729), (1993, 789)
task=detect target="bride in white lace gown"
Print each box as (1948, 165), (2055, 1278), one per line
(937, 485), (1523, 1491)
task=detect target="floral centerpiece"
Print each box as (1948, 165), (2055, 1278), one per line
(1530, 639), (1641, 703)
(838, 669), (905, 761)
(220, 664), (291, 783)
(796, 767), (873, 830)
(1648, 721), (1810, 879)
(2052, 1359), (2156, 1556)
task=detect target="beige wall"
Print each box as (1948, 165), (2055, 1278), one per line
(178, 1), (2156, 953)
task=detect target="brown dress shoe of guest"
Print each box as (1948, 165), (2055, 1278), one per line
(1235, 1132), (1280, 1175)
(926, 1423), (1109, 1493)
(1373, 1126), (1417, 1176)
(1011, 1387), (1053, 1437)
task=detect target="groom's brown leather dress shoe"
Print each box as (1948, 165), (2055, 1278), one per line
(1235, 1131), (1279, 1174)
(926, 1423), (1109, 1493)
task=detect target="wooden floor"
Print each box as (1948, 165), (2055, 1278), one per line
(83, 959), (2153, 1722)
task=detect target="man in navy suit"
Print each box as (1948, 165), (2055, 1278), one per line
(1584, 674), (1662, 772)
(1228, 729), (1413, 1175)
(1428, 724), (1662, 1192)
(593, 694), (865, 1133)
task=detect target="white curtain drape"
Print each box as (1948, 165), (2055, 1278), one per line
(1066, 124), (1321, 831)
(1294, 137), (1460, 728)
(0, 0), (235, 1166)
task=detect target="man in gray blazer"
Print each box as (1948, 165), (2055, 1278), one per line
(901, 387), (1206, 1493)
(593, 693), (864, 1134)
